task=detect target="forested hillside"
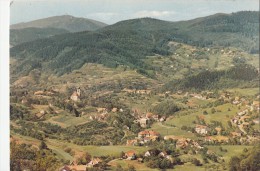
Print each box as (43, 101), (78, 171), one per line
(10, 11), (259, 78)
(162, 64), (259, 92)
(10, 27), (69, 46)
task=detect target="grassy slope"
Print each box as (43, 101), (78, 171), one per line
(165, 103), (239, 129)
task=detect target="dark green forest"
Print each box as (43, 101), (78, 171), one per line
(10, 11), (259, 77)
(162, 64), (259, 91)
(10, 27), (69, 46)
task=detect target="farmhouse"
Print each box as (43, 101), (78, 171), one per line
(87, 158), (102, 167)
(124, 150), (137, 160)
(138, 118), (149, 128)
(144, 150), (152, 157)
(126, 139), (138, 146)
(237, 109), (248, 116)
(159, 151), (168, 158)
(176, 138), (189, 149)
(195, 125), (209, 135)
(138, 130), (160, 139)
(230, 132), (242, 138)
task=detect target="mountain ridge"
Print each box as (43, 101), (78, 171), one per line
(11, 15), (108, 32)
(10, 11), (259, 78)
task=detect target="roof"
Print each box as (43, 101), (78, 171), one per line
(125, 150), (136, 157)
(196, 125), (208, 129)
(126, 139), (138, 145)
(146, 112), (153, 118)
(88, 158), (102, 166)
(160, 151), (168, 156)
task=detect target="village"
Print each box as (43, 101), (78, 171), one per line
(11, 83), (259, 171)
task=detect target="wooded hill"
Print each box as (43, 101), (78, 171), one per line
(10, 11), (259, 77)
(10, 27), (69, 46)
(10, 15), (108, 32)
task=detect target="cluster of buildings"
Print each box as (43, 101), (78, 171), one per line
(164, 135), (203, 150)
(126, 130), (160, 146)
(133, 112), (166, 128)
(60, 158), (102, 171)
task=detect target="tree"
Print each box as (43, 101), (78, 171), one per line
(84, 152), (92, 163)
(115, 164), (123, 171)
(229, 156), (240, 171)
(192, 158), (202, 166)
(120, 151), (125, 159)
(127, 164), (136, 171)
(160, 158), (172, 169)
(39, 141), (47, 150)
(73, 108), (80, 117)
(203, 110), (208, 115)
(211, 108), (216, 114)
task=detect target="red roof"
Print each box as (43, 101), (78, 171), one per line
(125, 150), (136, 157)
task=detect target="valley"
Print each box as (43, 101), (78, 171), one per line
(10, 11), (260, 171)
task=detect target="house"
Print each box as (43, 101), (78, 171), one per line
(124, 150), (136, 160)
(195, 125), (209, 135)
(146, 112), (153, 119)
(231, 117), (239, 124)
(152, 115), (160, 121)
(138, 130), (160, 139)
(111, 108), (117, 112)
(87, 158), (102, 167)
(232, 100), (240, 105)
(237, 109), (248, 116)
(215, 127), (222, 135)
(176, 138), (189, 149)
(230, 132), (242, 138)
(159, 116), (166, 122)
(159, 151), (168, 158)
(126, 139), (138, 146)
(143, 137), (151, 143)
(70, 87), (81, 101)
(139, 118), (149, 128)
(144, 151), (152, 157)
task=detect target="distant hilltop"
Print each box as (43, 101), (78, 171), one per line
(10, 15), (108, 32)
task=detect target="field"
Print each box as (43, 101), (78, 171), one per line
(149, 122), (196, 138)
(11, 133), (148, 161)
(165, 103), (239, 129)
(206, 145), (253, 161)
(226, 88), (259, 97)
(109, 159), (159, 171)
